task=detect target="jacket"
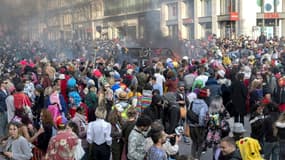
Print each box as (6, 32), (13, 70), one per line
(230, 80), (247, 115)
(189, 98), (208, 126)
(128, 126), (148, 160)
(236, 137), (263, 160)
(264, 112), (279, 142)
(218, 149), (242, 160)
(0, 89), (8, 112)
(3, 136), (33, 160)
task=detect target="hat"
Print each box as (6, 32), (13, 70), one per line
(217, 70), (225, 78)
(114, 73), (121, 81)
(198, 88), (208, 98)
(178, 81), (185, 87)
(233, 123), (246, 133)
(118, 91), (128, 100)
(56, 115), (67, 128)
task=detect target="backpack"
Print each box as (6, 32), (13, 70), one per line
(187, 102), (199, 124)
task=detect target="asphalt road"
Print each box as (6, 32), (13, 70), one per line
(178, 116), (251, 159)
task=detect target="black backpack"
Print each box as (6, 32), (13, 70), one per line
(187, 101), (199, 124)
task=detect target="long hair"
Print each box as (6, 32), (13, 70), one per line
(41, 108), (54, 126)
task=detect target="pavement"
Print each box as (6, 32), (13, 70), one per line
(178, 116), (251, 159)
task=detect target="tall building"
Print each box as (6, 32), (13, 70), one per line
(160, 0), (285, 40)
(22, 0), (285, 41)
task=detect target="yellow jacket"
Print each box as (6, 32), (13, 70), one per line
(236, 137), (263, 160)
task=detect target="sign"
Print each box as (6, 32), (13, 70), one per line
(264, 12), (279, 19)
(229, 12), (239, 21)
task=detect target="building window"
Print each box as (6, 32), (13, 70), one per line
(168, 3), (178, 20)
(187, 0), (194, 18)
(204, 0), (212, 16)
(168, 25), (178, 39)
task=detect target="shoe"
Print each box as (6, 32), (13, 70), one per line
(184, 138), (190, 144)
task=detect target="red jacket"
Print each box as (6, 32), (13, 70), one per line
(13, 92), (32, 109)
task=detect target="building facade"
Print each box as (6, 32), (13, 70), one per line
(23, 0), (285, 41)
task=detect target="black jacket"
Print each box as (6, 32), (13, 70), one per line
(264, 112), (279, 142)
(276, 121), (285, 140)
(218, 149), (242, 160)
(230, 80), (247, 115)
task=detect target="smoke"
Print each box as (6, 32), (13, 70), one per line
(0, 0), (41, 36)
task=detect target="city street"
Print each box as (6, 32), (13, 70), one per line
(179, 116), (251, 159)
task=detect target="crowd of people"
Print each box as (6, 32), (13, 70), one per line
(0, 33), (284, 160)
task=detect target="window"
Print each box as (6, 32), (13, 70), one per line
(168, 25), (178, 39)
(204, 0), (212, 16)
(187, 0), (194, 18)
(168, 3), (178, 20)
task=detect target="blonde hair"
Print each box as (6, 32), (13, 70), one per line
(250, 79), (262, 92)
(95, 107), (107, 119)
(44, 86), (53, 96)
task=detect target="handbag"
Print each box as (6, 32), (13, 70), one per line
(23, 98), (33, 120)
(186, 102), (199, 124)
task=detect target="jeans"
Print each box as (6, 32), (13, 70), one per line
(0, 112), (7, 138)
(190, 126), (206, 159)
(263, 141), (279, 160)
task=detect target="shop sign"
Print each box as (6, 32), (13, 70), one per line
(264, 13), (279, 19)
(229, 12), (239, 21)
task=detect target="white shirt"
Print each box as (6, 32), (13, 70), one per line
(154, 73), (166, 87)
(87, 119), (112, 146)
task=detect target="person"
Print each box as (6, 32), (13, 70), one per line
(36, 109), (54, 154)
(274, 111), (285, 159)
(263, 102), (280, 160)
(217, 136), (242, 160)
(249, 103), (265, 145)
(43, 115), (79, 160)
(108, 109), (124, 160)
(112, 91), (132, 120)
(143, 94), (164, 121)
(151, 76), (163, 96)
(122, 107), (137, 158)
(0, 79), (9, 137)
(87, 107), (112, 160)
(128, 115), (152, 160)
(188, 88), (209, 160)
(144, 121), (179, 160)
(0, 121), (33, 160)
(146, 129), (168, 160)
(71, 107), (88, 159)
(66, 121), (85, 160)
(231, 73), (247, 124)
(85, 84), (98, 122)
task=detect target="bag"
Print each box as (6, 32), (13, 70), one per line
(23, 98), (33, 120)
(180, 107), (187, 119)
(74, 140), (85, 160)
(187, 102), (199, 124)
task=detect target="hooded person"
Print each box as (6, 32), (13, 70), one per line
(163, 92), (180, 134)
(143, 95), (164, 121)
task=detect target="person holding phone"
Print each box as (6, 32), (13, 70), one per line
(0, 121), (33, 160)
